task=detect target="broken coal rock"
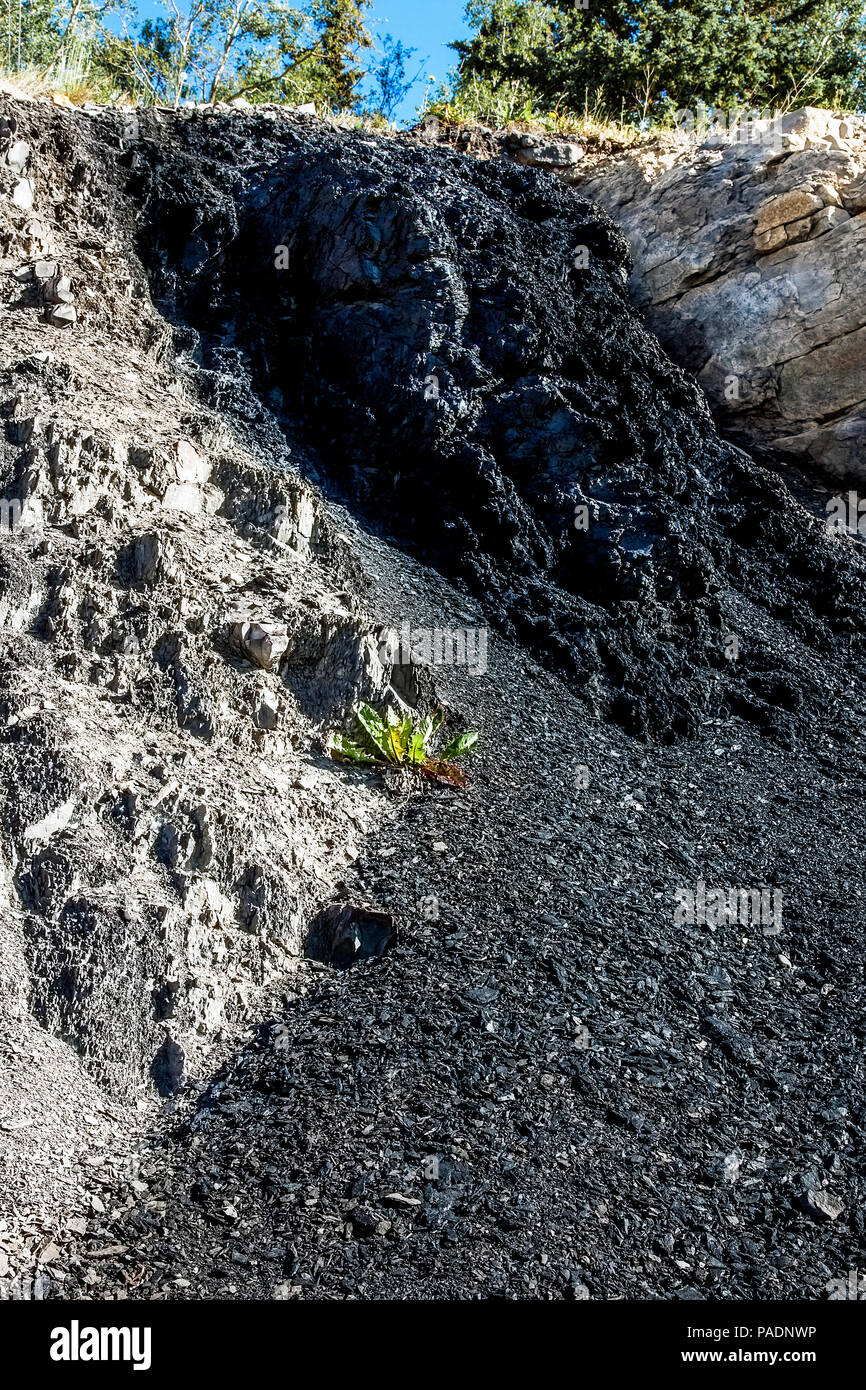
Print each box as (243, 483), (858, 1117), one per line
(702, 1014), (756, 1063)
(305, 902), (396, 970)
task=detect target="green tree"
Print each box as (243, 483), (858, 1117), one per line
(316, 0), (371, 108)
(449, 0), (866, 122)
(3, 0), (119, 75)
(96, 0), (372, 107)
(7, 0), (373, 109)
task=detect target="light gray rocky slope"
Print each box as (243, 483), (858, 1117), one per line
(0, 94), (402, 1274)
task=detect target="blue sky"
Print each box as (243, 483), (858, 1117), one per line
(365, 1), (470, 121)
(129, 1), (471, 124)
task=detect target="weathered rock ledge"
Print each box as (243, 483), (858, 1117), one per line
(575, 109), (866, 479)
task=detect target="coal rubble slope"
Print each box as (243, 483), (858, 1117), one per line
(51, 521), (866, 1304)
(0, 98), (863, 1301)
(61, 697), (866, 1301)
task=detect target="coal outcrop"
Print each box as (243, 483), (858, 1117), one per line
(117, 112), (866, 740)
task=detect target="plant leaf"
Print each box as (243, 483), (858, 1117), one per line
(420, 758), (469, 788)
(354, 702), (392, 760)
(440, 729), (480, 761)
(416, 707), (447, 758)
(384, 712), (411, 763)
(407, 722), (428, 764)
(329, 733), (378, 764)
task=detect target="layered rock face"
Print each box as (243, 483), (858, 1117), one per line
(436, 108), (866, 479)
(570, 109), (866, 478)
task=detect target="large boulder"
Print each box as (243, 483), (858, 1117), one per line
(572, 110), (866, 478)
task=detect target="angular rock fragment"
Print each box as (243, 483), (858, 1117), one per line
(175, 439), (207, 482)
(755, 189), (824, 230)
(6, 140), (30, 175)
(131, 531), (176, 586)
(11, 178), (34, 211)
(306, 902), (396, 969)
(232, 619), (290, 671)
(802, 1189), (845, 1222)
(255, 688), (280, 729)
(46, 303), (76, 328)
(161, 439), (211, 511)
(513, 137), (584, 170)
(43, 272), (75, 305)
(810, 205), (851, 237)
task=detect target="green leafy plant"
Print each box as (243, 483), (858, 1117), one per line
(328, 702), (479, 788)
